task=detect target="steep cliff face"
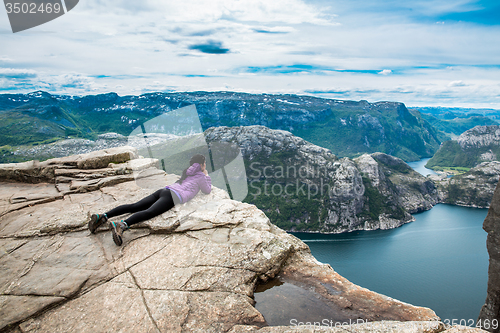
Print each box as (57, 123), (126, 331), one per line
(437, 161), (500, 208)
(0, 146), (445, 333)
(357, 152), (439, 214)
(205, 126), (439, 233)
(478, 181), (500, 332)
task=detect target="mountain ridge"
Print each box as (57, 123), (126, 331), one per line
(0, 90), (440, 162)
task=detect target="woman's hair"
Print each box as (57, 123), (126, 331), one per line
(176, 154), (206, 184)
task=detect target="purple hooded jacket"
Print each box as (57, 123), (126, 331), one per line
(166, 163), (211, 204)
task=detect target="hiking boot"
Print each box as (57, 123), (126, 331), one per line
(88, 214), (108, 234)
(110, 221), (127, 246)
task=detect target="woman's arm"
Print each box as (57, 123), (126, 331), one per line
(199, 172), (212, 194)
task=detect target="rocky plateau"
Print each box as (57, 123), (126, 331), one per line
(0, 146), (485, 333)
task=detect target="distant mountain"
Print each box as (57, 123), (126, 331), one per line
(409, 106), (500, 141)
(426, 125), (500, 169)
(410, 106), (500, 120)
(0, 91), (440, 163)
(420, 113), (498, 139)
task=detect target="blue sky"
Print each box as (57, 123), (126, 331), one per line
(1, 0), (499, 108)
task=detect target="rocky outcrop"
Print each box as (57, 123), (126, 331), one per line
(457, 126), (500, 150)
(205, 125), (334, 163)
(0, 146), (143, 183)
(437, 161), (500, 208)
(427, 125), (500, 169)
(205, 126), (438, 233)
(478, 181), (500, 332)
(0, 147), (450, 332)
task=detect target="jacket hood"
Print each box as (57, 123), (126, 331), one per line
(186, 163), (202, 176)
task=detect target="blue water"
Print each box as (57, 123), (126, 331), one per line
(407, 158), (437, 176)
(292, 159), (489, 322)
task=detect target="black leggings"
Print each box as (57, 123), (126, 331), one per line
(105, 188), (176, 226)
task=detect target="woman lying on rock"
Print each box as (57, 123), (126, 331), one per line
(87, 154), (212, 246)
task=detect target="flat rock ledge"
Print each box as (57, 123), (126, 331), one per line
(0, 147), (485, 333)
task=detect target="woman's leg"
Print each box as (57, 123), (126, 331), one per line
(89, 190), (161, 234)
(123, 188), (175, 226)
(105, 189), (162, 218)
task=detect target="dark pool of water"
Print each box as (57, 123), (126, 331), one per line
(254, 278), (351, 326)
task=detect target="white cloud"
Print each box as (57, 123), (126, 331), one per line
(79, 0), (333, 25)
(1, 0), (499, 109)
(253, 26), (297, 33)
(0, 68), (37, 78)
(448, 80), (467, 87)
(378, 69), (392, 75)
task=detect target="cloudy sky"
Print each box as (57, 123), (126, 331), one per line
(1, 0), (499, 108)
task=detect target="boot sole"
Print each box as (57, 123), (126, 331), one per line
(110, 221), (123, 246)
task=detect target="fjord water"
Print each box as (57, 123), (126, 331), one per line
(293, 159), (489, 322)
(407, 158), (437, 176)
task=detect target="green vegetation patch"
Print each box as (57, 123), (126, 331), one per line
(360, 176), (406, 221)
(427, 138), (500, 170)
(243, 179), (324, 231)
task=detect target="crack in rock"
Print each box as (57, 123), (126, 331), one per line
(129, 270), (161, 333)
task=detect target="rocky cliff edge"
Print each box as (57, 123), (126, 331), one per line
(479, 180), (500, 332)
(0, 146), (483, 333)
